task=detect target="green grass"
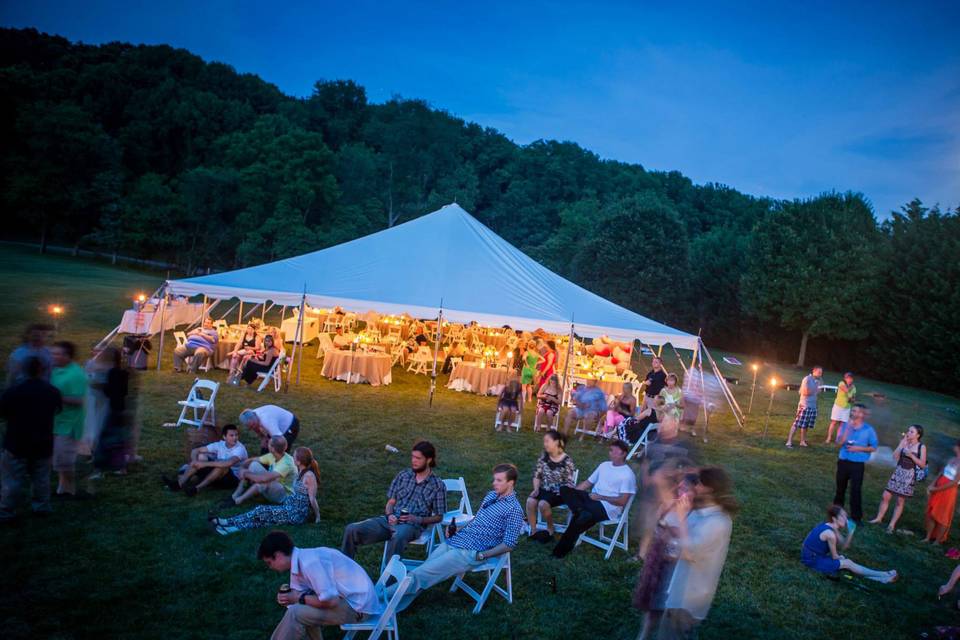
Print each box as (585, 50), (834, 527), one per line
(1, 244), (959, 639)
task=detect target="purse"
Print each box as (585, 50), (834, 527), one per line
(915, 444), (927, 482)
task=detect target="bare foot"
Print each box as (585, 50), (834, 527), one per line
(799, 441), (808, 447)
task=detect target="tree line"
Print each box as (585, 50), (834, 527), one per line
(1, 28), (957, 392)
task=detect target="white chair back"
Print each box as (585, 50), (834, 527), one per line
(342, 555), (411, 640)
(443, 476), (473, 519)
(174, 331), (187, 348)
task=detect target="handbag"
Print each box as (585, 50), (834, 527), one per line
(915, 444), (927, 482)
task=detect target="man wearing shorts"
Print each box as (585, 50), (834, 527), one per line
(825, 372), (856, 444)
(50, 341), (87, 498)
(786, 366), (822, 448)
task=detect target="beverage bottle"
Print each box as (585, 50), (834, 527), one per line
(447, 516), (457, 538)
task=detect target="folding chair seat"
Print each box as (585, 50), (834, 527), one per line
(449, 552), (513, 614)
(175, 378), (219, 429)
(379, 525), (437, 573)
(526, 470), (579, 535)
(493, 408), (522, 432)
(626, 424), (658, 461)
(574, 412), (606, 441)
(341, 555), (412, 640)
(256, 349), (288, 392)
(576, 494), (636, 559)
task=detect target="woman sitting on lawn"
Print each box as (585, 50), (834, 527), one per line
(534, 374), (562, 432)
(925, 439), (960, 544)
(238, 334), (279, 386)
(801, 505), (898, 583)
(211, 446), (320, 535)
(869, 424), (926, 533)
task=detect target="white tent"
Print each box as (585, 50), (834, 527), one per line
(166, 203), (699, 351)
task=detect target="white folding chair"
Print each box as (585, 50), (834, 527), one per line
(175, 378), (219, 429)
(526, 470), (579, 535)
(379, 524), (437, 573)
(576, 493), (636, 559)
(341, 555), (412, 640)
(315, 333), (336, 358)
(173, 331), (187, 348)
(493, 407), (522, 432)
(174, 331), (212, 372)
(256, 349), (288, 392)
(626, 424), (659, 460)
(449, 552), (513, 614)
(435, 477), (474, 545)
(390, 343), (406, 367)
(406, 346), (432, 375)
(574, 412), (606, 441)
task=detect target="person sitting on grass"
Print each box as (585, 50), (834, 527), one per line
(495, 376), (523, 431)
(386, 463), (525, 612)
(801, 504), (898, 583)
(228, 436), (296, 506)
(564, 378), (607, 439)
(210, 446), (320, 535)
(526, 429), (577, 543)
(258, 530), (382, 640)
(534, 374), (562, 432)
(162, 424), (248, 497)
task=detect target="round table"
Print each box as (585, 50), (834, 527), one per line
(447, 362), (514, 395)
(321, 349), (393, 386)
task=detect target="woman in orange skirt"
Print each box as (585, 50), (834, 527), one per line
(925, 440), (960, 544)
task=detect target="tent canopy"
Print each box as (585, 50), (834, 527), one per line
(166, 204), (698, 350)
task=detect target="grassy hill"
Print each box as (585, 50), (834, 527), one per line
(0, 244), (957, 639)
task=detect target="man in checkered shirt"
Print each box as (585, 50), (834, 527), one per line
(388, 463), (524, 611)
(786, 366), (822, 448)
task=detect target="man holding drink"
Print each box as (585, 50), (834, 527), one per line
(833, 404), (878, 526)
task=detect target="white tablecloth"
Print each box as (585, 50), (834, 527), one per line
(119, 302), (203, 334)
(280, 314), (321, 344)
(447, 362), (514, 395)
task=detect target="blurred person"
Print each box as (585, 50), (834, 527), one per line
(659, 466), (738, 639)
(925, 439), (960, 544)
(341, 440), (445, 559)
(495, 375), (523, 431)
(634, 471), (698, 640)
(211, 446), (320, 534)
(226, 322), (261, 384)
(386, 463), (524, 612)
(50, 341), (87, 498)
(229, 436), (295, 506)
(869, 425), (927, 533)
(6, 323), (53, 385)
(785, 365), (822, 448)
(258, 531), (381, 640)
(526, 430), (577, 543)
(534, 374), (562, 432)
(172, 317), (218, 373)
(801, 504), (898, 583)
(643, 357), (667, 409)
(564, 378), (607, 439)
(80, 346), (110, 456)
(938, 564), (960, 610)
(89, 346), (131, 480)
(521, 340), (540, 402)
(658, 373), (683, 422)
(825, 372), (857, 444)
(537, 340), (557, 390)
(832, 404), (878, 525)
(163, 423), (248, 496)
(602, 381), (638, 437)
(0, 357), (61, 522)
(239, 404), (300, 454)
(552, 440), (637, 558)
(238, 333), (279, 386)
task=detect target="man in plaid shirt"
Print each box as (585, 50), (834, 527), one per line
(341, 441), (446, 559)
(388, 463), (524, 611)
(786, 366), (822, 448)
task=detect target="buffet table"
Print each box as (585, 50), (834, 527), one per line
(119, 300), (203, 334)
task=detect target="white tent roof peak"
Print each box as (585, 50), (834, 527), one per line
(166, 203), (698, 350)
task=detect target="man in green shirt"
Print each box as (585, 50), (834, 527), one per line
(229, 436), (296, 505)
(825, 372), (857, 444)
(50, 341), (87, 497)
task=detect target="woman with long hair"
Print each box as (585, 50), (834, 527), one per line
(211, 446), (320, 534)
(801, 504), (898, 583)
(496, 375), (523, 431)
(227, 323), (261, 384)
(534, 374), (562, 432)
(521, 340), (540, 403)
(238, 333), (279, 386)
(536, 340), (557, 391)
(925, 439), (960, 544)
(526, 430), (576, 542)
(869, 424), (926, 533)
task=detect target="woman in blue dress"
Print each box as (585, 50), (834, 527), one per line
(801, 505), (898, 583)
(211, 447), (320, 535)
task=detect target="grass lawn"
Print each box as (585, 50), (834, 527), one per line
(1, 244), (958, 639)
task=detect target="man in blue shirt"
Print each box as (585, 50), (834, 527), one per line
(564, 379), (608, 436)
(833, 404), (877, 524)
(388, 463), (524, 612)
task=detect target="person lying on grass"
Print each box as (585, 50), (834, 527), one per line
(162, 424), (247, 497)
(801, 504), (898, 583)
(226, 436), (296, 507)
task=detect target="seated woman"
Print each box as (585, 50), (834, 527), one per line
(801, 505), (898, 583)
(238, 334), (279, 385)
(227, 323), (261, 384)
(526, 429), (576, 542)
(658, 373), (683, 423)
(602, 381), (637, 437)
(496, 376), (524, 431)
(534, 374), (562, 432)
(211, 446), (320, 535)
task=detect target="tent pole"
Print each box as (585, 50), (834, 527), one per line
(238, 301), (243, 326)
(698, 338), (709, 443)
(701, 340), (745, 429)
(429, 301), (443, 407)
(202, 295), (208, 322)
(280, 305), (286, 331)
(293, 293), (306, 385)
(560, 320), (575, 403)
(155, 286), (168, 371)
(261, 302), (266, 325)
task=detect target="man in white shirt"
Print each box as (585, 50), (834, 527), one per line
(258, 531), (381, 640)
(239, 405), (300, 454)
(552, 440), (637, 558)
(162, 424), (248, 497)
(660, 466), (737, 639)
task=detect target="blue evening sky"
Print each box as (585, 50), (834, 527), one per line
(3, 1), (958, 217)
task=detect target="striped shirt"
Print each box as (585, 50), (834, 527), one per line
(449, 491), (524, 551)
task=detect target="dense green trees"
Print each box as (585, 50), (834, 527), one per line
(0, 28), (956, 391)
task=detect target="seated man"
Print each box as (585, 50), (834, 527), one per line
(162, 424), (248, 497)
(342, 440), (446, 560)
(173, 318), (219, 373)
(564, 378), (607, 436)
(239, 404), (300, 454)
(229, 436), (296, 506)
(259, 531), (381, 640)
(552, 440), (637, 558)
(388, 463), (524, 612)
